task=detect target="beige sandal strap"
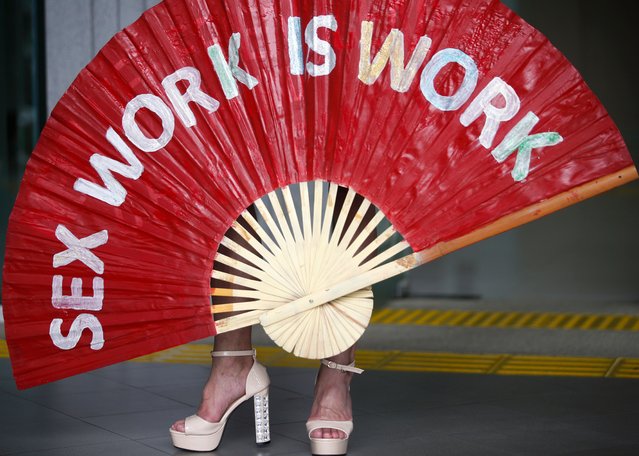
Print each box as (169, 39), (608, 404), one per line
(184, 414), (224, 435)
(321, 359), (364, 374)
(306, 420), (353, 438)
(210, 349), (256, 358)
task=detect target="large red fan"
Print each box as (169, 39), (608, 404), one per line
(3, 0), (636, 389)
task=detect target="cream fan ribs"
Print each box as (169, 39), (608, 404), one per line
(210, 181), (408, 359)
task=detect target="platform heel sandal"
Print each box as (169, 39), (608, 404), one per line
(306, 360), (363, 455)
(169, 349), (270, 451)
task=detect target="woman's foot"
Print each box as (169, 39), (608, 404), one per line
(307, 361), (354, 439)
(171, 353), (253, 432)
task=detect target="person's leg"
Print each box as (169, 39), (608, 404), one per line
(171, 326), (253, 432)
(172, 210), (257, 432)
(307, 186), (375, 439)
(308, 345), (357, 439)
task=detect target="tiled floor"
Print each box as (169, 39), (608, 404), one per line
(2, 357), (639, 455)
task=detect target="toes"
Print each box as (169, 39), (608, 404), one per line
(310, 428), (347, 439)
(313, 428), (345, 439)
(171, 420), (185, 433)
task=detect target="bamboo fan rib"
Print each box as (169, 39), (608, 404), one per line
(211, 181), (412, 359)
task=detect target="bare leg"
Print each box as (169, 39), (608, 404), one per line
(308, 346), (356, 439)
(171, 326), (252, 432)
(172, 210), (257, 432)
(307, 186), (376, 439)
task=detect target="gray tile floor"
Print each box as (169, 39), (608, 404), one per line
(2, 358), (639, 456)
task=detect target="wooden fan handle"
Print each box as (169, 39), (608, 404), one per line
(414, 165), (638, 267)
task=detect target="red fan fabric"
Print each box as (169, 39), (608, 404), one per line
(3, 0), (634, 388)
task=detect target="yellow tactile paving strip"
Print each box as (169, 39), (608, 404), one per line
(0, 340), (8, 358)
(2, 335), (639, 379)
(126, 344), (639, 379)
(370, 308), (639, 331)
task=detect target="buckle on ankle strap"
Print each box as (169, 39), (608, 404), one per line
(321, 359), (364, 374)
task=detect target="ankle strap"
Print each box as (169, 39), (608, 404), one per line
(321, 359), (364, 374)
(211, 349), (256, 358)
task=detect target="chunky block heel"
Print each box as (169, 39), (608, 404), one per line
(254, 387), (270, 445)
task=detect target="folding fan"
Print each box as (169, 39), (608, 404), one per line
(3, 0), (636, 389)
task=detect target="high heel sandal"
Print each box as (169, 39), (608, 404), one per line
(169, 349), (270, 452)
(306, 359), (363, 455)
